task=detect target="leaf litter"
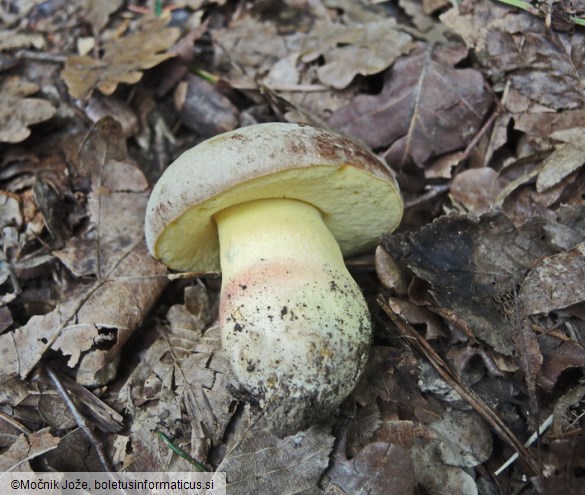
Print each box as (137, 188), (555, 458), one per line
(61, 16), (180, 100)
(0, 77), (56, 143)
(0, 0), (585, 493)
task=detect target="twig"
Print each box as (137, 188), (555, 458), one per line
(44, 365), (114, 472)
(229, 81), (328, 92)
(0, 411), (31, 435)
(377, 295), (541, 476)
(405, 184), (451, 210)
(15, 50), (67, 63)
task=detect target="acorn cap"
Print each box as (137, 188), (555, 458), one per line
(145, 122), (403, 272)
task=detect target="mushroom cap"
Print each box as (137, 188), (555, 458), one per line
(145, 122), (403, 272)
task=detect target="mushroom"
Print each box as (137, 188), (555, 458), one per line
(145, 123), (403, 434)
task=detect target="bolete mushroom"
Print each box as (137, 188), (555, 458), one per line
(145, 123), (403, 434)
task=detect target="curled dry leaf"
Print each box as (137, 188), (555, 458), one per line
(539, 340), (585, 391)
(0, 29), (45, 51)
(61, 17), (180, 100)
(0, 77), (56, 143)
(328, 44), (493, 167)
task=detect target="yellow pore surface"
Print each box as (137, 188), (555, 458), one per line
(153, 164), (403, 272)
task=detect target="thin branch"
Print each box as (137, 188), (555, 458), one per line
(44, 365), (114, 472)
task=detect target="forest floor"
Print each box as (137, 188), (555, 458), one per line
(0, 1), (584, 494)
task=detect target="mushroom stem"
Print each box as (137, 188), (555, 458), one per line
(214, 198), (371, 434)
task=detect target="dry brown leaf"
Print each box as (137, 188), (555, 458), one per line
(42, 429), (103, 472)
(0, 428), (59, 471)
(85, 95), (139, 137)
(520, 241), (585, 315)
(387, 297), (447, 339)
(441, 0), (585, 110)
(212, 14), (307, 90)
(328, 44), (492, 166)
(118, 335), (197, 472)
(180, 327), (235, 445)
(302, 19), (415, 89)
(0, 77), (56, 143)
(381, 208), (585, 354)
(353, 347), (439, 424)
(0, 29), (45, 51)
(0, 245), (167, 385)
(450, 168), (500, 215)
(374, 245), (409, 294)
(61, 17), (180, 100)
(0, 119), (167, 386)
(536, 129), (585, 193)
(214, 6), (414, 92)
(219, 422), (334, 494)
(178, 74), (239, 137)
(429, 410), (492, 467)
(118, 293), (233, 472)
(539, 340), (585, 391)
(399, 0), (441, 32)
(514, 110), (585, 140)
(78, 0), (123, 32)
(411, 442), (478, 495)
(327, 441), (415, 495)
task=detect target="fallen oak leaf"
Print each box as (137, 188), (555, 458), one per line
(0, 77), (56, 143)
(301, 19), (415, 89)
(61, 17), (180, 100)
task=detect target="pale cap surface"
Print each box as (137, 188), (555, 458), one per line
(145, 122), (403, 272)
